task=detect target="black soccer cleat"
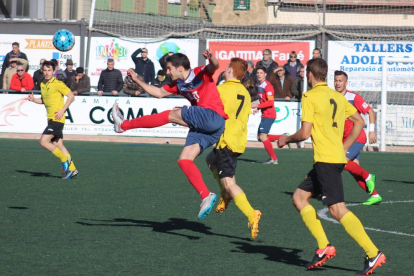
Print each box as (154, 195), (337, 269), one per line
(307, 244), (336, 269)
(356, 251), (386, 275)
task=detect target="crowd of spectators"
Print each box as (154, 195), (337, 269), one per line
(0, 41), (321, 100)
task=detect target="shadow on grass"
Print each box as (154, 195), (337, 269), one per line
(231, 242), (356, 272)
(15, 170), (61, 179)
(77, 217), (251, 241)
(383, 179), (414, 185)
(238, 158), (260, 163)
(8, 206), (28, 209)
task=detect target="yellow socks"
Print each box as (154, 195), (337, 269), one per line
(300, 205), (330, 249)
(66, 154), (76, 170)
(52, 148), (67, 162)
(234, 193), (254, 222)
(340, 211), (379, 258)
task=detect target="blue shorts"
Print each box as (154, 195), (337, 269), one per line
(346, 141), (365, 161)
(258, 117), (275, 134)
(181, 106), (225, 154)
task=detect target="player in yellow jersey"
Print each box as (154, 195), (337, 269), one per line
(278, 58), (385, 275)
(205, 58), (261, 239)
(28, 60), (78, 179)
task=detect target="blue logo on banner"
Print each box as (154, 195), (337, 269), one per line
(0, 55), (5, 62)
(53, 52), (59, 59)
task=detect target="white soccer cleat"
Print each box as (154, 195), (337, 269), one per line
(198, 192), (217, 220)
(112, 103), (125, 133)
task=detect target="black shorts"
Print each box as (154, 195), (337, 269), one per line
(214, 147), (241, 179)
(42, 120), (64, 143)
(298, 162), (345, 206)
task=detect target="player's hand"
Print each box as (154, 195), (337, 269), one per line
(284, 96), (291, 101)
(277, 135), (288, 148)
(55, 109), (64, 120)
(73, 91), (78, 95)
(369, 132), (377, 144)
(135, 91), (141, 96)
(27, 93), (34, 102)
(202, 49), (213, 59)
(97, 91), (103, 96)
(111, 90), (118, 96)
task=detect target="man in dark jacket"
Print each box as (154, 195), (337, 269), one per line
(152, 70), (171, 88)
(283, 51), (304, 80)
(131, 48), (155, 84)
(64, 59), (76, 88)
(32, 58), (45, 90)
(290, 67), (305, 100)
(1, 42), (29, 89)
(70, 67), (91, 95)
(97, 59), (123, 96)
(255, 49), (278, 81)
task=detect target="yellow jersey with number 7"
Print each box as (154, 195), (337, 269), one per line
(301, 82), (357, 164)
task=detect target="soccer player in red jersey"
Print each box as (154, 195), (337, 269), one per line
(112, 50), (228, 220)
(251, 66), (279, 164)
(334, 70), (382, 205)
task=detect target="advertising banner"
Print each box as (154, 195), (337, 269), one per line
(327, 41), (414, 91)
(0, 95), (301, 141)
(86, 38), (199, 87)
(0, 34), (81, 77)
(207, 40), (315, 81)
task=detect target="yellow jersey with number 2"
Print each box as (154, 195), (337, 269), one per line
(216, 79), (252, 154)
(301, 82), (357, 164)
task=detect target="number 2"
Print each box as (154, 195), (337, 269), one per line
(236, 94), (245, 119)
(330, 99), (338, 127)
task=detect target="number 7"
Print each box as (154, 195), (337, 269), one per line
(330, 99), (338, 127)
(236, 94), (245, 119)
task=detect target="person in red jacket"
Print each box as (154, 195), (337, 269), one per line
(10, 64), (34, 92)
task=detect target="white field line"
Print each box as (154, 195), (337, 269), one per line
(317, 200), (414, 237)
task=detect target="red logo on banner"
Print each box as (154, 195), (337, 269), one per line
(0, 98), (28, 126)
(208, 40), (312, 81)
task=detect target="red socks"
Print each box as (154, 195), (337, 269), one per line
(345, 161), (370, 179)
(268, 134), (283, 142)
(121, 110), (170, 131)
(263, 139), (277, 160)
(351, 174), (378, 195)
(177, 159), (210, 200)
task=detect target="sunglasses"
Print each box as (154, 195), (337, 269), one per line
(17, 69), (24, 72)
(142, 51), (148, 53)
(290, 56), (297, 58)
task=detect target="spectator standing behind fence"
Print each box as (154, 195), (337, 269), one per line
(131, 47), (155, 84)
(153, 70), (171, 88)
(244, 60), (257, 84)
(33, 59), (45, 90)
(256, 49), (278, 81)
(64, 59), (76, 88)
(313, 48), (322, 59)
(51, 59), (67, 83)
(70, 67), (90, 95)
(270, 66), (293, 100)
(10, 64), (34, 92)
(291, 67), (305, 100)
(283, 51), (304, 80)
(1, 42), (29, 89)
(3, 58), (28, 90)
(123, 70), (145, 97)
(97, 59), (123, 96)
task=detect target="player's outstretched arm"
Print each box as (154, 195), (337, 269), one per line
(127, 68), (170, 98)
(344, 111), (365, 151)
(27, 93), (43, 104)
(368, 109), (377, 144)
(203, 49), (219, 74)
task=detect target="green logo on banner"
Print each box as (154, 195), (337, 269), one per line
(274, 106), (289, 123)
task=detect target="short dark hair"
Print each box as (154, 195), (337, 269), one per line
(334, 70), (348, 80)
(166, 53), (190, 70)
(313, 48), (321, 53)
(263, 49), (271, 55)
(12, 42), (19, 47)
(229, 57), (248, 80)
(306, 58), (327, 81)
(50, 59), (58, 66)
(255, 65), (266, 74)
(157, 70), (165, 76)
(42, 60), (56, 71)
(76, 67), (84, 74)
(107, 58), (114, 63)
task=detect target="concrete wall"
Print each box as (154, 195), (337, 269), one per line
(212, 0), (267, 25)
